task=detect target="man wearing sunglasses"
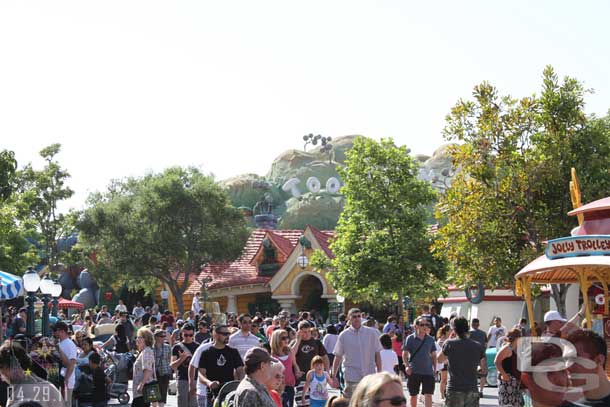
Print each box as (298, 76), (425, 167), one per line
(229, 314), (262, 361)
(171, 323), (200, 407)
(332, 308), (382, 400)
(402, 317), (436, 407)
(198, 325), (245, 400)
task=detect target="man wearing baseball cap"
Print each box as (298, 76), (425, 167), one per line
(234, 347), (276, 407)
(543, 305), (585, 338)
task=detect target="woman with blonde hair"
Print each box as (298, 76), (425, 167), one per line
(349, 372), (406, 407)
(132, 327), (156, 407)
(271, 329), (302, 407)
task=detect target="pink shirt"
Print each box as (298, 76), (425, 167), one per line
(276, 353), (296, 386)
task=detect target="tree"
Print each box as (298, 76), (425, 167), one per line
(0, 150), (37, 273)
(15, 144), (75, 269)
(328, 137), (445, 305)
(434, 66), (610, 315)
(78, 167), (250, 314)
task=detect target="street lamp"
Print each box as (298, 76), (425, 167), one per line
(39, 275), (54, 336)
(51, 279), (62, 317)
(22, 267), (41, 337)
(160, 288), (169, 313)
(297, 255), (309, 269)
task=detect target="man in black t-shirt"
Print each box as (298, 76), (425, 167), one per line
(291, 321), (328, 407)
(198, 325), (244, 399)
(438, 317), (486, 406)
(171, 323), (199, 407)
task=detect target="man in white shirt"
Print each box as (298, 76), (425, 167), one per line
(115, 299), (127, 313)
(132, 301), (145, 319)
(331, 308), (382, 399)
(188, 339), (214, 407)
(54, 321), (77, 406)
(228, 314), (261, 360)
(486, 317), (507, 348)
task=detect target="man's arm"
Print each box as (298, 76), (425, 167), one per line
(430, 350), (437, 373)
(170, 350), (188, 371)
(198, 367), (219, 389)
(234, 366), (245, 381)
(64, 357), (76, 389)
(331, 354), (342, 378)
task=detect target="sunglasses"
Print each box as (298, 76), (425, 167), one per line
(182, 333), (194, 337)
(217, 331), (230, 336)
(418, 324), (431, 327)
(375, 396), (406, 406)
(280, 336), (289, 340)
(351, 315), (362, 319)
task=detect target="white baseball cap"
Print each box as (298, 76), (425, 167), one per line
(543, 310), (567, 323)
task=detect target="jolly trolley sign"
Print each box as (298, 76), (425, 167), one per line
(546, 235), (610, 260)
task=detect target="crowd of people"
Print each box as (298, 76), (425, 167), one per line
(0, 300), (608, 407)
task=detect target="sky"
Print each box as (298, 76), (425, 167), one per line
(2, 1), (610, 211)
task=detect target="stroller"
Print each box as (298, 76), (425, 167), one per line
(101, 349), (134, 405)
(213, 380), (240, 407)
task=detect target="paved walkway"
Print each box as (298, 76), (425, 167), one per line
(107, 381), (499, 406)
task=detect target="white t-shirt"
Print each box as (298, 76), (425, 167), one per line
(190, 341), (214, 395)
(487, 325), (507, 348)
(380, 349), (399, 374)
(115, 304), (127, 313)
(59, 337), (78, 389)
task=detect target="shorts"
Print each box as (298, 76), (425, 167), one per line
(407, 374), (435, 396)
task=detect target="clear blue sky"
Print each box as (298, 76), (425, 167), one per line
(2, 1), (609, 211)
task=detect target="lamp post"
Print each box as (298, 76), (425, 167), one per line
(39, 275), (54, 337)
(336, 294), (345, 315)
(22, 267), (41, 337)
(51, 279), (62, 317)
(160, 288), (169, 313)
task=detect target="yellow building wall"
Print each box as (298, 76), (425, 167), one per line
(274, 264), (335, 297)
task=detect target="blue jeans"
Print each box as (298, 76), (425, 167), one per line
(282, 385), (295, 407)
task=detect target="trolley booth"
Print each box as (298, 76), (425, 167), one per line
(515, 170), (610, 378)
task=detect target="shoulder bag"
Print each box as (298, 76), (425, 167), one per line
(143, 350), (162, 403)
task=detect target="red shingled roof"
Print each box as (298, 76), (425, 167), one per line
(307, 225), (335, 259)
(186, 229), (304, 293)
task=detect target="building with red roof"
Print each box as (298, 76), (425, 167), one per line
(185, 225), (338, 315)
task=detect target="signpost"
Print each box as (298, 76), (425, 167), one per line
(545, 235), (610, 259)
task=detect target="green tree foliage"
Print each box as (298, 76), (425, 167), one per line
(0, 150), (37, 273)
(15, 144), (75, 269)
(78, 167), (250, 314)
(435, 66), (610, 314)
(328, 137), (445, 305)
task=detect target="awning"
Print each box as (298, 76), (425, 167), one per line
(57, 298), (84, 310)
(0, 270), (24, 300)
(515, 255), (610, 284)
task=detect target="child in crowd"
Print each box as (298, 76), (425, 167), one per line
(379, 334), (399, 374)
(303, 356), (330, 407)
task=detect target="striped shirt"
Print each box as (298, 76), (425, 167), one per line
(154, 343), (173, 376)
(228, 331), (261, 360)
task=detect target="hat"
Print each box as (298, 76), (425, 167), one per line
(544, 310), (567, 323)
(279, 310), (290, 318)
(244, 347), (274, 367)
(176, 319), (184, 325)
(18, 307), (27, 313)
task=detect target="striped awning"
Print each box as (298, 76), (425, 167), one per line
(0, 270), (24, 300)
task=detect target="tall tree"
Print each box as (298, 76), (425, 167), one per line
(328, 137), (445, 305)
(16, 144), (75, 269)
(0, 150), (37, 272)
(435, 66), (610, 314)
(78, 167), (250, 314)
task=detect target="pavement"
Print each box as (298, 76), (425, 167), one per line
(107, 381), (499, 406)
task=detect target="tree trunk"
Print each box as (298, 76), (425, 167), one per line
(550, 283), (568, 317)
(175, 293), (185, 318)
